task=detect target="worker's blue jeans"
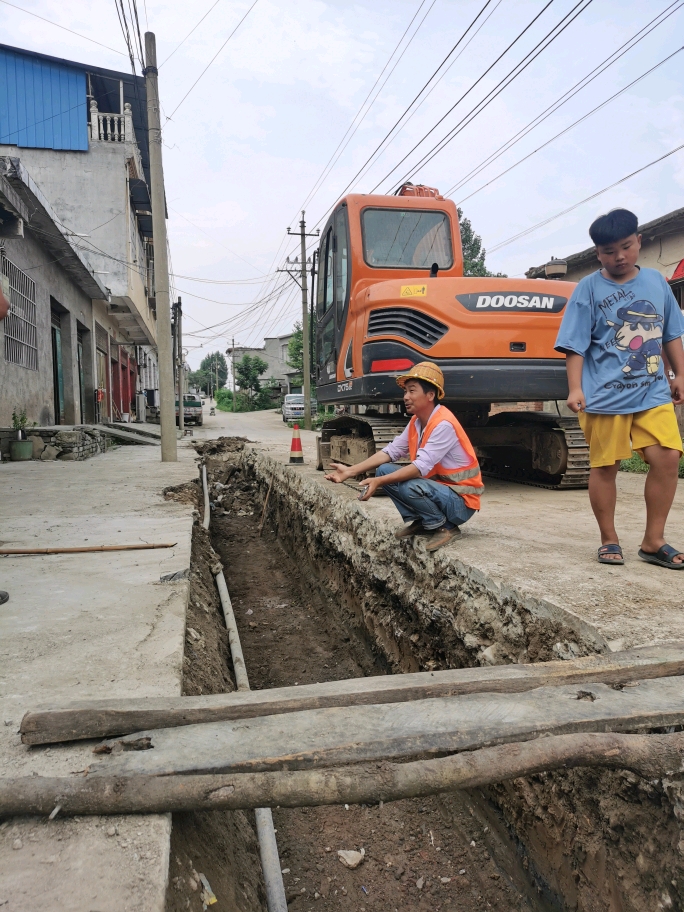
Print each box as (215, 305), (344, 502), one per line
(375, 463), (476, 531)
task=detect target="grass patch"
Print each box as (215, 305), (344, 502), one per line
(620, 451), (684, 477)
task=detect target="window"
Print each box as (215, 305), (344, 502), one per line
(316, 228), (333, 315)
(334, 207), (349, 324)
(1, 252), (38, 369)
(318, 319), (335, 370)
(362, 208), (453, 269)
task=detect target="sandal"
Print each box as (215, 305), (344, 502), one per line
(598, 544), (624, 565)
(638, 544), (684, 570)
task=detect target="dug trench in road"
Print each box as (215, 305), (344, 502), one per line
(205, 442), (548, 912)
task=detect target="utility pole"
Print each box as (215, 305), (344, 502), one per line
(231, 338), (236, 412)
(287, 212), (319, 431)
(215, 355), (219, 401)
(145, 32), (176, 461)
(177, 298), (184, 436)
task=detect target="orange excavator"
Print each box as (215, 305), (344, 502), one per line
(314, 184), (589, 488)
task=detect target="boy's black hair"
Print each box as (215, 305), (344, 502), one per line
(589, 208), (639, 246)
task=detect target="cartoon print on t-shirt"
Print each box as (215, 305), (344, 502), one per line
(606, 300), (663, 376)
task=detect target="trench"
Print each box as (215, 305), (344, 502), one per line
(166, 437), (684, 912)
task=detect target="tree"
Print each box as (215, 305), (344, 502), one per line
(458, 207), (506, 278)
(287, 322), (303, 374)
(235, 354), (268, 398)
(189, 352), (228, 395)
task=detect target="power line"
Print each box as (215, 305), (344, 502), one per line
(454, 44), (684, 205)
(317, 0), (498, 213)
(487, 141), (684, 254)
(294, 0), (436, 220)
(166, 0), (260, 121)
(0, 0), (128, 55)
(169, 204), (264, 273)
(159, 0), (223, 67)
(445, 1), (684, 197)
(380, 0), (594, 192)
(347, 0), (505, 194)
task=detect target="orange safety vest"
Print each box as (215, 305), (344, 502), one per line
(407, 406), (484, 510)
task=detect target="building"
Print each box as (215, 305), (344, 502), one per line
(229, 332), (295, 394)
(526, 206), (684, 305)
(0, 43), (161, 425)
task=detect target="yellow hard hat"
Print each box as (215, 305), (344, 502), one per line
(396, 361), (445, 399)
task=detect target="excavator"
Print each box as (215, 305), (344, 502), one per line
(313, 184), (589, 489)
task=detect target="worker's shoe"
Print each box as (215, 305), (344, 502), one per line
(394, 520), (426, 539)
(0, 591), (8, 605)
(424, 526), (461, 552)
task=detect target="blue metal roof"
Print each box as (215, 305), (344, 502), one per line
(0, 47), (88, 151)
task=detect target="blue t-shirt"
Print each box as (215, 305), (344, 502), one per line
(554, 267), (684, 414)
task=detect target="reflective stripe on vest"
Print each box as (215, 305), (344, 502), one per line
(407, 406), (484, 509)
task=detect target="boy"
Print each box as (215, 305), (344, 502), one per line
(555, 208), (684, 568)
(325, 362), (483, 552)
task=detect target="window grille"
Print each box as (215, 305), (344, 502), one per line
(1, 251), (38, 370)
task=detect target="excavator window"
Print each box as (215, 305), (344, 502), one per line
(316, 227), (334, 316)
(361, 208), (453, 270)
(334, 207), (349, 325)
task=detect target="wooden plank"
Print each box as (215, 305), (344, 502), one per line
(90, 677), (684, 778)
(3, 731), (684, 818)
(21, 643), (684, 744)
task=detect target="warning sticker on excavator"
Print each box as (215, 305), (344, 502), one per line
(400, 284), (427, 298)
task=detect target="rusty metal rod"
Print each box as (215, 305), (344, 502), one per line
(0, 543), (177, 556)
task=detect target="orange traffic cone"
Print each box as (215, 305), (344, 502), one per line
(289, 423), (304, 464)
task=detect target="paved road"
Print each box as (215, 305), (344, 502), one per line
(200, 403), (684, 649)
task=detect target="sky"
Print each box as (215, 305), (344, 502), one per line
(1, 0), (684, 367)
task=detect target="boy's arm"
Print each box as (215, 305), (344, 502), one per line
(662, 338), (684, 405)
(564, 352), (586, 413)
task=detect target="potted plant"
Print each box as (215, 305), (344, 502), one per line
(10, 408), (33, 461)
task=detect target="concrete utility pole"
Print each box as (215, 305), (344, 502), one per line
(145, 31), (177, 461)
(177, 298), (184, 436)
(287, 212), (319, 431)
(231, 338), (236, 412)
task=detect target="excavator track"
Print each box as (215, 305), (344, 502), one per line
(479, 416), (590, 489)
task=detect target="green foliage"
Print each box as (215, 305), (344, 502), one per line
(190, 352), (228, 395)
(215, 388), (233, 409)
(11, 407), (27, 430)
(458, 207), (506, 278)
(235, 354), (268, 396)
(287, 322), (304, 374)
(620, 450), (684, 478)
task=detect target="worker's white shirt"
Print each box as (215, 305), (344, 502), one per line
(382, 405), (469, 477)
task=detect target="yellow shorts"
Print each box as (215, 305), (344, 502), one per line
(578, 403), (683, 468)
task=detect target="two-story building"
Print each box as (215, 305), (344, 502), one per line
(229, 332), (295, 395)
(0, 42), (161, 425)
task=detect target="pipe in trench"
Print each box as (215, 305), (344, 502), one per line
(204, 466), (287, 912)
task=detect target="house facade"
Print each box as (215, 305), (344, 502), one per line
(229, 332), (295, 394)
(0, 43), (161, 426)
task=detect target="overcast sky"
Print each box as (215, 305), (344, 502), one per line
(2, 0), (683, 366)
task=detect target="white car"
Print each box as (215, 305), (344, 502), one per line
(282, 394), (317, 422)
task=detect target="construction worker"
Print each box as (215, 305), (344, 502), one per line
(0, 278), (9, 605)
(325, 361), (483, 551)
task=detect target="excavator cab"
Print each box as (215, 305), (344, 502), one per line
(314, 186), (589, 488)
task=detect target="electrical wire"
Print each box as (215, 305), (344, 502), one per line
(293, 0), (436, 220)
(115, 0), (138, 74)
(347, 0), (505, 194)
(166, 0), (260, 121)
(0, 0), (128, 55)
(160, 0), (223, 67)
(445, 0), (684, 197)
(487, 141), (684, 254)
(454, 44), (684, 205)
(380, 0), (594, 192)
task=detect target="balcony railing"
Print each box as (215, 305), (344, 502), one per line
(89, 99), (133, 143)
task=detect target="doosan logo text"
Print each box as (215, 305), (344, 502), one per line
(456, 292), (567, 314)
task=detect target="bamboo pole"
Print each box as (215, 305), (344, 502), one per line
(1, 732), (682, 818)
(0, 543), (177, 556)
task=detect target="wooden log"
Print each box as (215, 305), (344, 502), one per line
(1, 732), (683, 818)
(20, 643), (684, 745)
(89, 677), (684, 778)
(0, 543), (177, 556)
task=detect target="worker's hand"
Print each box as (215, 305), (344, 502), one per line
(324, 462), (352, 484)
(670, 374), (684, 406)
(566, 387), (586, 413)
(357, 476), (381, 501)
